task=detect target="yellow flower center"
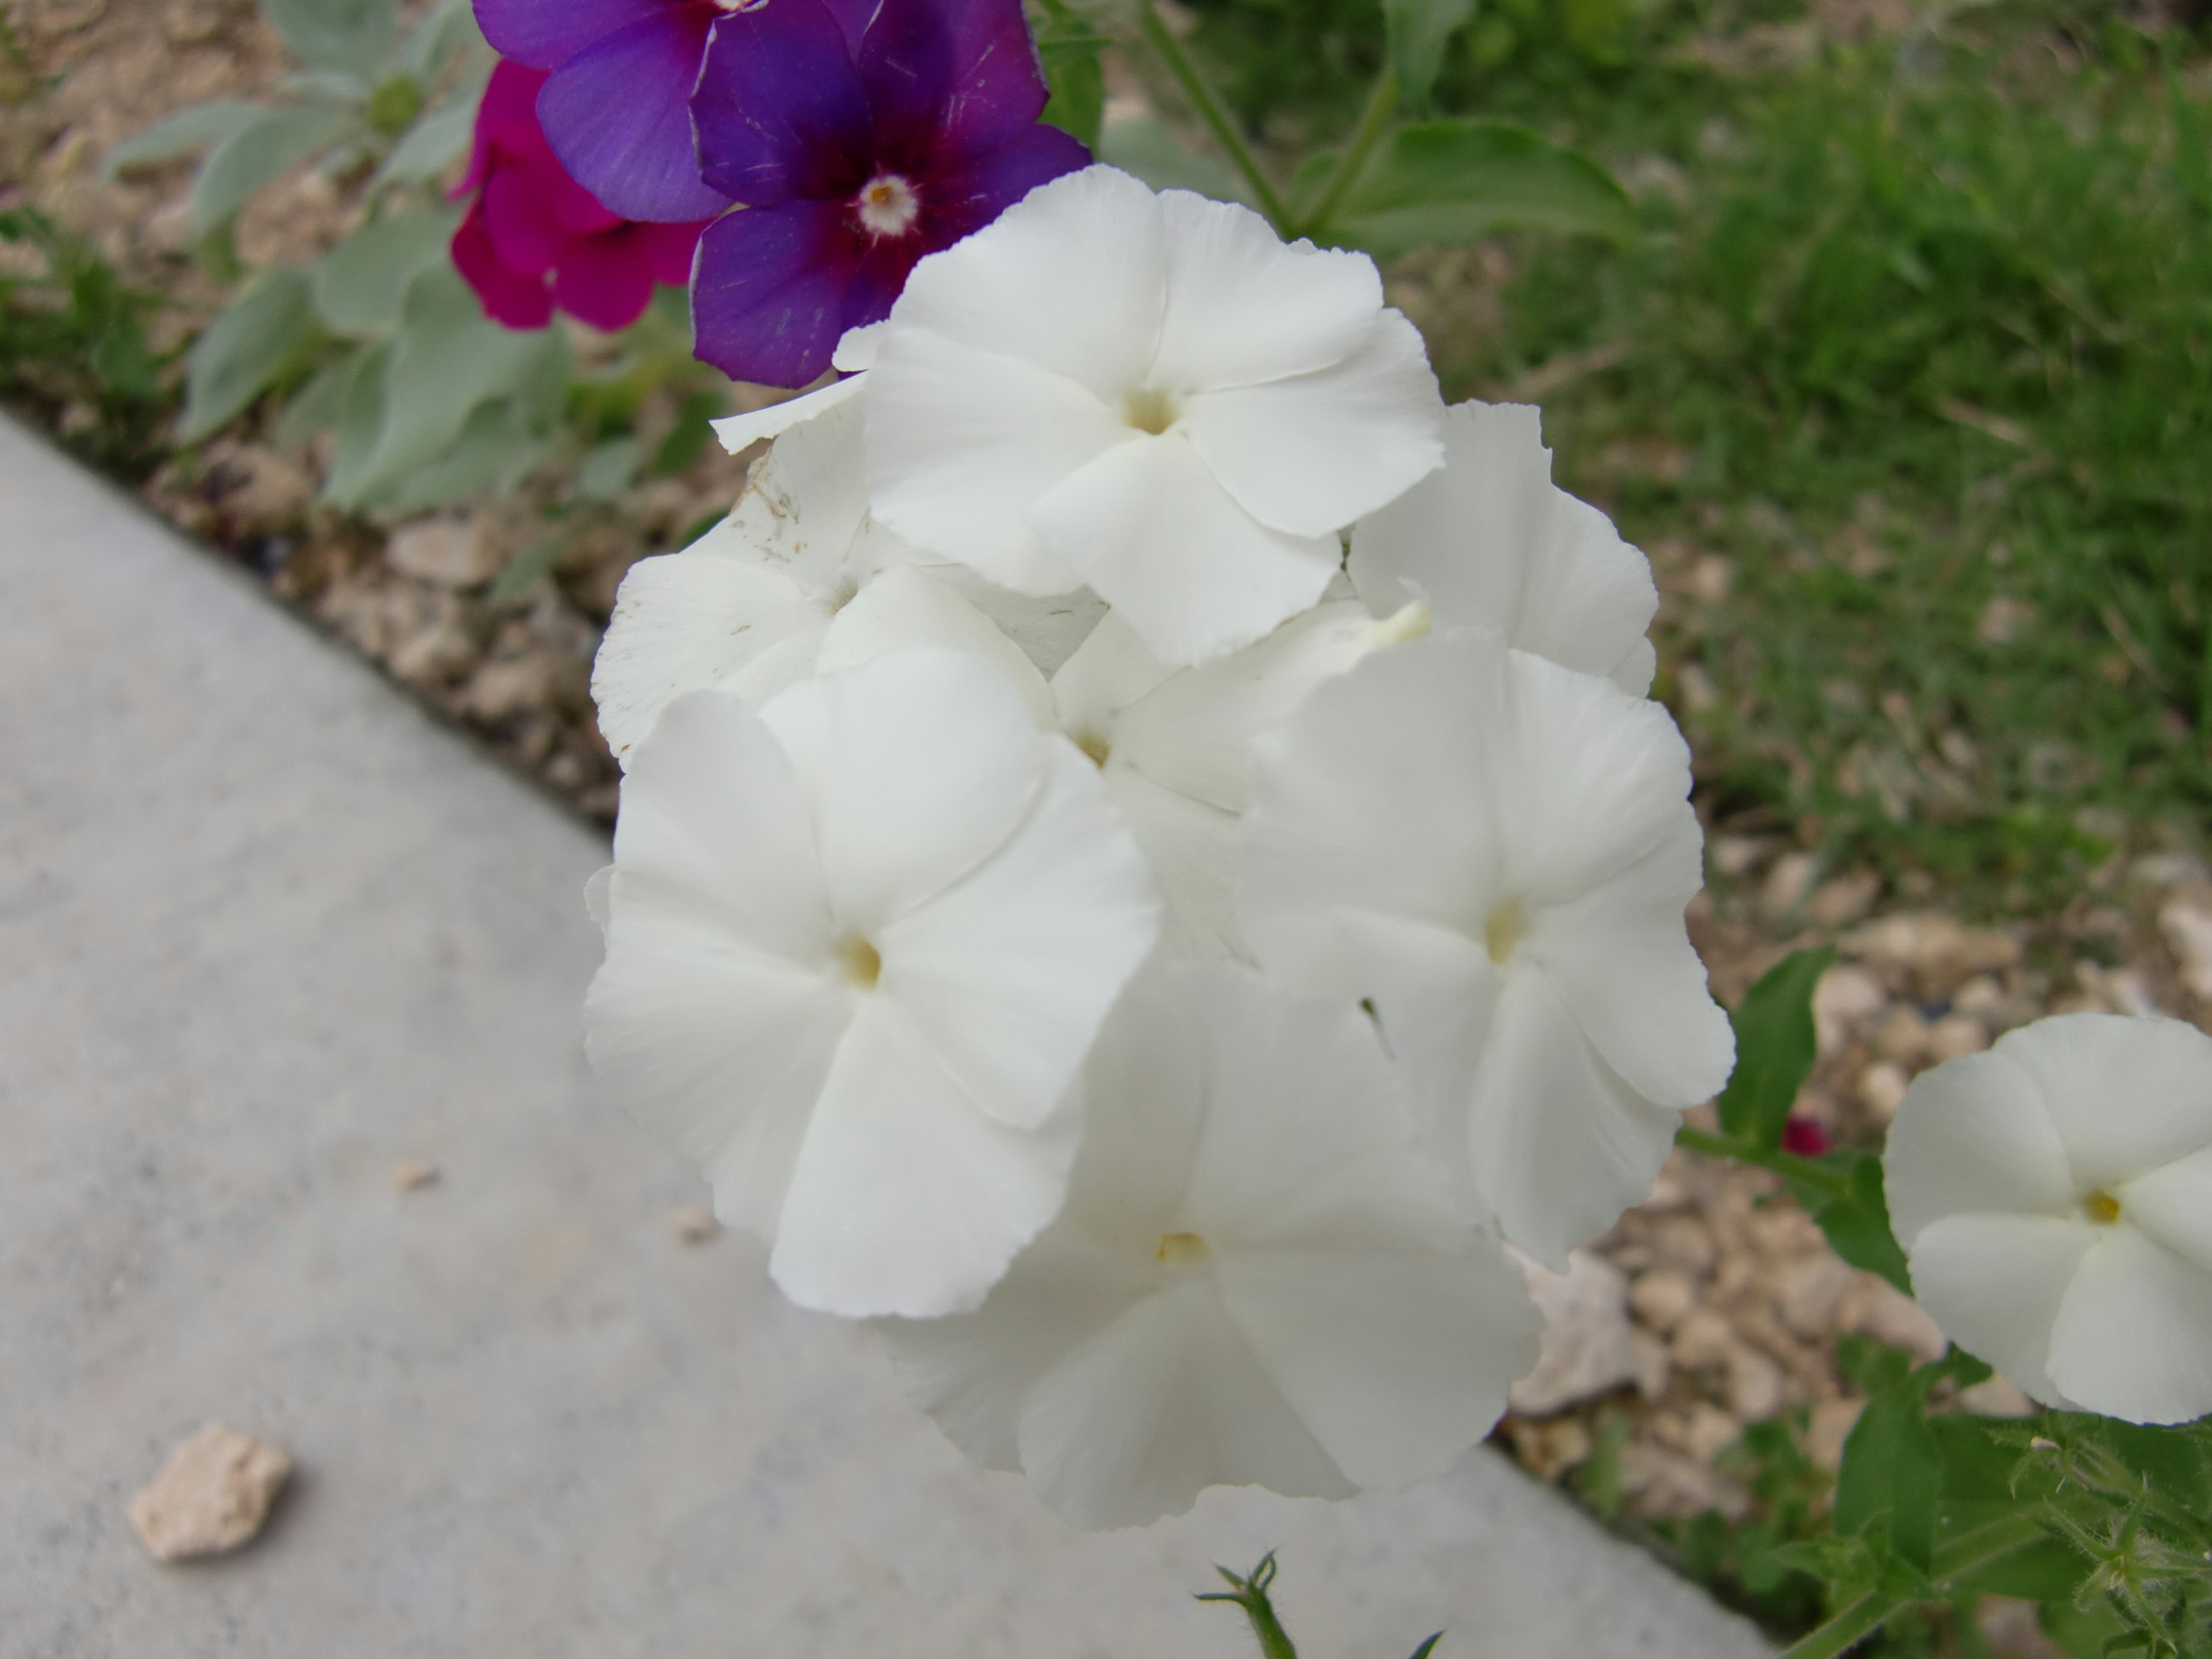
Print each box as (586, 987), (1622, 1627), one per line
(835, 933), (882, 989)
(2082, 1188), (2122, 1225)
(1484, 899), (1530, 965)
(1071, 729), (1112, 769)
(853, 173), (921, 238)
(1155, 1231), (1211, 1267)
(1123, 385), (1181, 435)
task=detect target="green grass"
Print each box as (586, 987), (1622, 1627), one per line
(1446, 16), (2212, 906)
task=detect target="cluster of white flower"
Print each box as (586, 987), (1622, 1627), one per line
(582, 162), (1740, 1527)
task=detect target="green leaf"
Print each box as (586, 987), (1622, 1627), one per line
(332, 264), (566, 508)
(651, 391), (722, 478)
(1037, 33), (1107, 149)
(1766, 1534), (1883, 1604)
(191, 105), (353, 239)
(1715, 946), (1835, 1150)
(274, 348), (360, 446)
(1382, 0), (1476, 113)
(1315, 118), (1637, 260)
(486, 525), (573, 605)
(104, 101), (268, 176)
(1406, 1635), (1444, 1659)
(379, 400), (551, 515)
(312, 212), (458, 338)
(1836, 1384), (1941, 1573)
(264, 0), (399, 74)
(1800, 1153), (1914, 1293)
(402, 0), (483, 82)
(575, 434), (643, 502)
(374, 97), (476, 185)
(320, 340), (393, 504)
(1094, 119), (1253, 206)
(180, 266), (316, 442)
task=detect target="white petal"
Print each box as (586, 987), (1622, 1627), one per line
(878, 741), (1161, 1129)
(1179, 309), (1444, 538)
(888, 165), (1166, 399)
(1490, 647), (1696, 907)
(1238, 634), (1505, 986)
(1216, 1243), (1539, 1489)
(1050, 610), (1179, 747)
(1152, 189), (1384, 391)
(590, 536), (828, 764)
(2116, 1139), (2212, 1273)
(759, 649), (1047, 935)
(2047, 1226), (2212, 1424)
(768, 999), (1083, 1318)
(1026, 434), (1339, 666)
(816, 566), (1054, 727)
(930, 569), (1108, 677)
(866, 327), (1118, 593)
(1016, 1278), (1354, 1528)
(711, 372), (866, 454)
(1350, 401), (1657, 693)
(832, 321), (885, 372)
(1883, 1046), (2078, 1246)
(1994, 1013), (2212, 1190)
(729, 389), (896, 594)
(604, 690), (833, 962)
(878, 1226), (1153, 1472)
(1907, 1213), (2094, 1408)
(1464, 968), (1685, 1266)
(582, 863), (613, 939)
(1103, 768), (1242, 957)
(584, 692), (850, 1239)
(1531, 811), (1734, 1108)
(1112, 600), (1382, 814)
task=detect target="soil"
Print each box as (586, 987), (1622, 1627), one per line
(7, 1), (2211, 1628)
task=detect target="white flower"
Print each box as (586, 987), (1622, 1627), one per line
(593, 392), (1103, 766)
(865, 164), (1447, 668)
(584, 649), (1161, 1319)
(1350, 400), (1658, 695)
(858, 588), (1408, 955)
(1884, 1013), (2212, 1425)
(881, 959), (1541, 1529)
(1236, 628), (1734, 1266)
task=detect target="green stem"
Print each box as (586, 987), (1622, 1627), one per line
(1297, 65), (1399, 238)
(1674, 1127), (1853, 1199)
(1134, 0), (1293, 232)
(1778, 1513), (2052, 1659)
(1779, 1591), (1896, 1659)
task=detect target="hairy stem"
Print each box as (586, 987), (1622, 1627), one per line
(1298, 65), (1399, 238)
(1134, 0), (1293, 232)
(1779, 1590), (1896, 1659)
(1779, 1514), (2055, 1659)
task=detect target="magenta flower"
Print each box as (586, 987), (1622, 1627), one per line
(687, 0), (1089, 387)
(469, 0), (744, 223)
(451, 60), (711, 334)
(1781, 1116), (1832, 1157)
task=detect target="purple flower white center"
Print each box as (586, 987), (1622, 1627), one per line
(854, 173), (921, 238)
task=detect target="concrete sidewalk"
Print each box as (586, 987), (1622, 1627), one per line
(0, 413), (1770, 1659)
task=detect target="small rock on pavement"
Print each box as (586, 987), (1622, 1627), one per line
(1509, 1249), (1639, 1416)
(1856, 1059), (1910, 1123)
(128, 1425), (291, 1562)
(1843, 911), (2021, 992)
(386, 518), (503, 589)
(390, 1160), (438, 1191)
(1838, 1276), (1948, 1363)
(1813, 963), (1886, 1057)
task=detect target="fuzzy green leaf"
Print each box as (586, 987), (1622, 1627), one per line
(105, 101), (268, 176)
(264, 0), (400, 75)
(1836, 1384), (1941, 1573)
(1093, 119), (1252, 206)
(312, 213), (457, 338)
(180, 266), (316, 441)
(191, 105), (353, 239)
(374, 99), (477, 185)
(1801, 1153), (1914, 1293)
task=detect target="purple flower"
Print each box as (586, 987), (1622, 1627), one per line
(469, 0), (852, 223)
(451, 59), (711, 332)
(687, 0), (1089, 388)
